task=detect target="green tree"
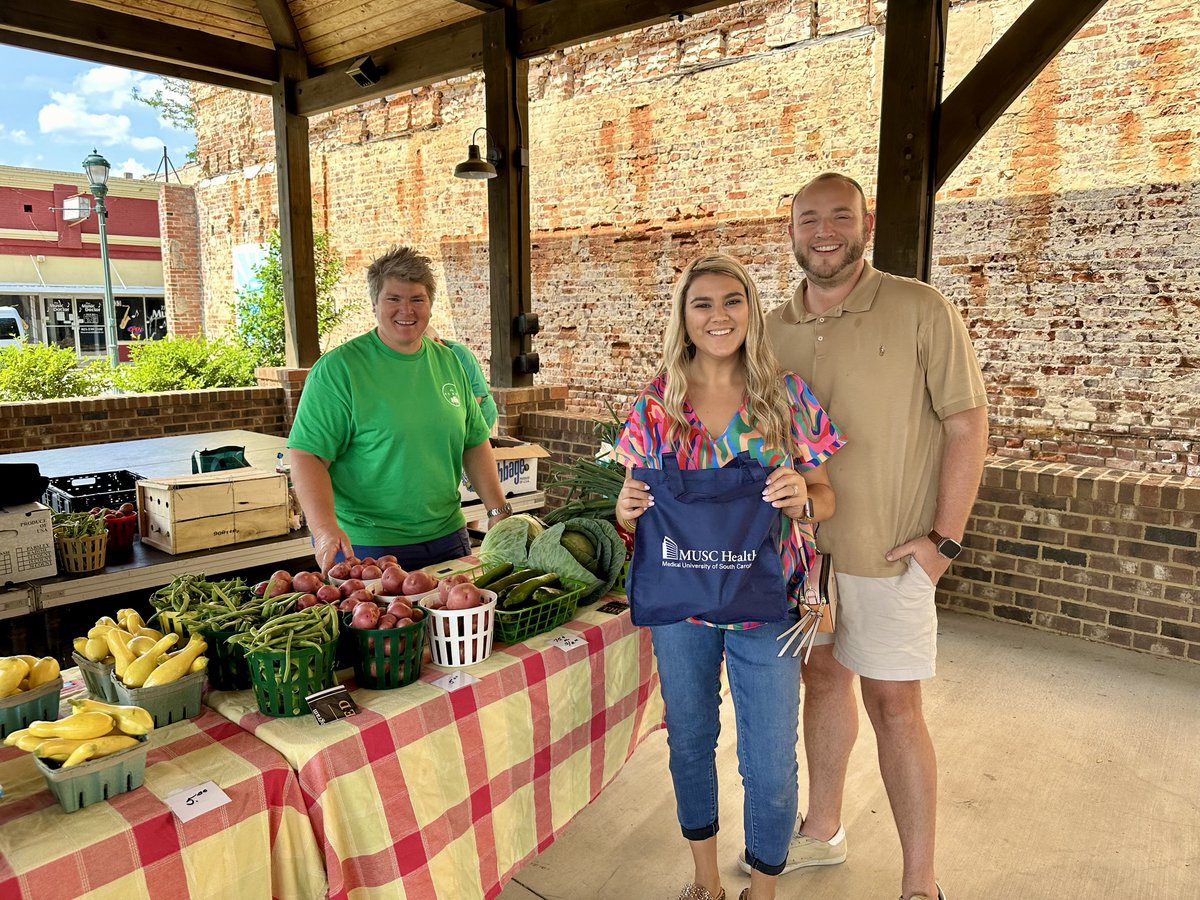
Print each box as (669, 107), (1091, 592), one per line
(231, 230), (352, 368)
(0, 344), (111, 401)
(114, 336), (256, 392)
(132, 77), (197, 163)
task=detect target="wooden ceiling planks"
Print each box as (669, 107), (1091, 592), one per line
(82, 0), (274, 47)
(292, 0), (479, 68)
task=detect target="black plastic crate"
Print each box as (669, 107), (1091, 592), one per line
(43, 470), (143, 514)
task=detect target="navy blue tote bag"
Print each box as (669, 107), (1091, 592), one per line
(627, 451), (788, 626)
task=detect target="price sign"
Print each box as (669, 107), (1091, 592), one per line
(597, 600), (629, 615)
(548, 633), (587, 652)
(166, 781), (232, 823)
(432, 671), (478, 693)
(306, 685), (360, 725)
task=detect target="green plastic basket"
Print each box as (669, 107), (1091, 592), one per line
(246, 639), (337, 717)
(71, 652), (119, 703)
(612, 560), (629, 596)
(494, 579), (585, 645)
(112, 668), (205, 728)
(35, 735), (150, 813)
(0, 676), (63, 739)
(348, 615), (428, 690)
(201, 627), (251, 691)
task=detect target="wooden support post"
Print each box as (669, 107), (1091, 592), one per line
(483, 9), (533, 388)
(272, 50), (320, 368)
(873, 0), (948, 282)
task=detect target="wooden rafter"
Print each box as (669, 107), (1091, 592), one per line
(936, 0), (1109, 188)
(517, 0), (741, 56)
(254, 0), (305, 54)
(449, 0), (507, 11)
(0, 0), (277, 87)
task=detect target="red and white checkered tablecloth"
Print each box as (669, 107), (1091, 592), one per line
(206, 602), (664, 900)
(0, 698), (326, 900)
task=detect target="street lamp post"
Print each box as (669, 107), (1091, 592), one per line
(82, 150), (119, 367)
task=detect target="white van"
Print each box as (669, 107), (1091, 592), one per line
(0, 307), (28, 349)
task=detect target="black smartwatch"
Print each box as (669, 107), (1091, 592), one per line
(928, 529), (963, 560)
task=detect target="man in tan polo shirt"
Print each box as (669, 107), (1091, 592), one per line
(756, 173), (988, 900)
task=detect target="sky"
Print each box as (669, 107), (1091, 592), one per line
(0, 44), (195, 178)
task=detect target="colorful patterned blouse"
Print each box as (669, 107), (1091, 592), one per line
(614, 371), (845, 630)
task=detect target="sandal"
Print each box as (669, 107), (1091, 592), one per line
(678, 885), (726, 900)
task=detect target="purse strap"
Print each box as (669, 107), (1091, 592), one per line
(659, 451), (769, 503)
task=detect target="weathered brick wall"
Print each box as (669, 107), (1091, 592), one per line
(159, 183), (204, 336)
(0, 388), (288, 454)
(943, 458), (1200, 664)
(189, 0), (1198, 478)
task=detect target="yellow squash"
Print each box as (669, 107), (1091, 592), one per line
(62, 742), (100, 767)
(28, 711), (115, 740)
(121, 633), (179, 687)
(104, 629), (137, 678)
(3, 726), (32, 747)
(135, 626), (165, 642)
(73, 637), (89, 655)
(28, 657), (61, 688)
(143, 634), (207, 687)
(82, 637), (110, 663)
(0, 658), (30, 697)
(68, 698), (154, 736)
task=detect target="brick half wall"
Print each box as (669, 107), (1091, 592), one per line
(0, 387), (288, 453)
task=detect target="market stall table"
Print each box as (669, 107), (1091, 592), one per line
(0, 677), (326, 900)
(206, 600), (663, 900)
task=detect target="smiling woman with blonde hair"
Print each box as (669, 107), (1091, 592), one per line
(613, 253), (845, 900)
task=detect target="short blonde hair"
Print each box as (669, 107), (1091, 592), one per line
(366, 246), (436, 305)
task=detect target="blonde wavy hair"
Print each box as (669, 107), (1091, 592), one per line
(659, 254), (799, 460)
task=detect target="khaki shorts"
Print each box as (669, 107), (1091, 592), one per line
(828, 556), (938, 681)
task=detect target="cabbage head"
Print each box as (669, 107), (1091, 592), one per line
(479, 513), (545, 567)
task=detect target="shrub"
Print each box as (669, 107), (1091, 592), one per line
(114, 336), (256, 392)
(0, 343), (112, 401)
(232, 230), (352, 367)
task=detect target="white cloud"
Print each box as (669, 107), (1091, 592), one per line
(111, 157), (151, 179)
(74, 66), (157, 110)
(131, 135), (164, 151)
(39, 91), (133, 144)
(0, 123), (32, 145)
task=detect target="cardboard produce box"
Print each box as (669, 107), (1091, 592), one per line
(459, 437), (550, 504)
(138, 470), (289, 555)
(0, 502), (57, 583)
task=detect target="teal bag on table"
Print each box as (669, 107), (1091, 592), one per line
(192, 446), (250, 474)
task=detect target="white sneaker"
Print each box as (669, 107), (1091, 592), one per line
(737, 824), (848, 875)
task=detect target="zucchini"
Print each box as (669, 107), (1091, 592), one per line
(473, 562), (514, 589)
(487, 568), (544, 594)
(502, 573), (562, 610)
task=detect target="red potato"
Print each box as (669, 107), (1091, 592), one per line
(446, 583), (483, 610)
(351, 603), (381, 629)
(119, 502), (136, 515)
(316, 584), (342, 604)
(338, 578), (367, 599)
(380, 565), (409, 596)
(377, 613), (398, 629)
(347, 589), (374, 605)
(292, 571), (324, 594)
(338, 597), (359, 612)
(422, 595), (445, 610)
(360, 564), (383, 581)
(377, 554), (398, 567)
(410, 607), (425, 622)
(328, 562), (352, 580)
(402, 570), (437, 596)
(386, 600), (412, 619)
(393, 616), (414, 628)
(252, 580), (269, 598)
(349, 564), (364, 580)
(295, 593), (320, 610)
(268, 579), (295, 598)
(270, 570), (293, 586)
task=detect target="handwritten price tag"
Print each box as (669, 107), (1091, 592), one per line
(166, 781), (232, 823)
(548, 633), (587, 652)
(432, 671), (479, 693)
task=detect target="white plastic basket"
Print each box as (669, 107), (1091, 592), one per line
(422, 592), (497, 668)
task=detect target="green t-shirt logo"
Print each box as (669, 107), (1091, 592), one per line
(442, 382), (463, 407)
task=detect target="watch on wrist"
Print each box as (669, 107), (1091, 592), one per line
(802, 497), (814, 520)
(487, 502), (513, 518)
(928, 529), (963, 560)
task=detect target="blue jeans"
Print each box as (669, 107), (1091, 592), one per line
(650, 618), (801, 876)
(332, 527), (471, 571)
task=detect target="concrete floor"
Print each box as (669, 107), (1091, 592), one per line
(497, 611), (1200, 900)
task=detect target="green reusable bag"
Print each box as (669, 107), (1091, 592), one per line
(191, 445), (251, 474)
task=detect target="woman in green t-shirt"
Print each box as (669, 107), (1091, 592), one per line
(287, 246), (512, 572)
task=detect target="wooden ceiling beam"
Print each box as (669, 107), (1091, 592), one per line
(294, 17), (484, 116)
(0, 0), (277, 86)
(0, 31), (271, 94)
(254, 0), (305, 54)
(448, 0), (507, 10)
(517, 0), (742, 57)
(936, 0), (1109, 188)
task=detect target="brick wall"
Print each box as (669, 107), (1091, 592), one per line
(943, 458), (1200, 664)
(186, 0), (1200, 479)
(159, 183), (204, 337)
(0, 388), (288, 454)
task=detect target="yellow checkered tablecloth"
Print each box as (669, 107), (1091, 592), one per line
(0, 683), (326, 900)
(206, 602), (664, 899)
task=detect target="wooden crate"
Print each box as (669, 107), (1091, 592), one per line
(137, 470), (290, 555)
